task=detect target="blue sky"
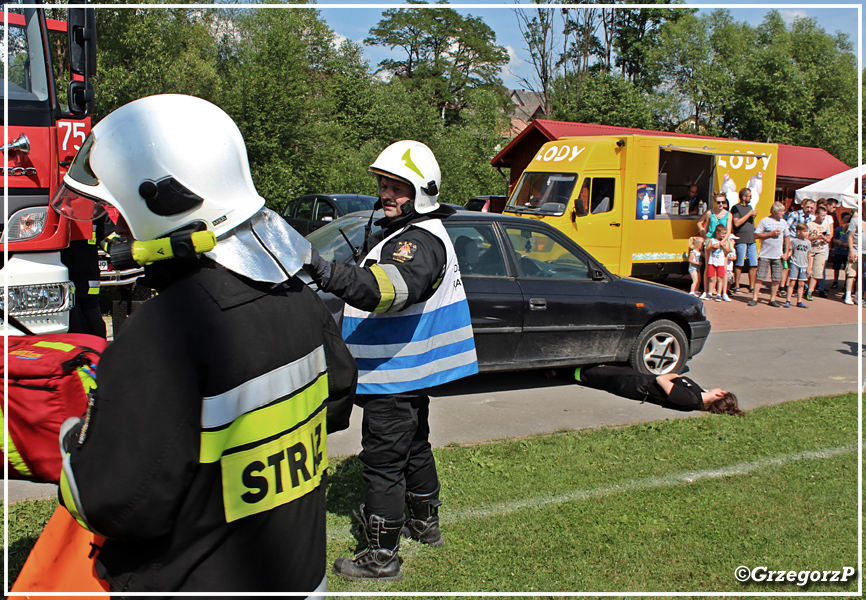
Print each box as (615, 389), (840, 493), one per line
(314, 2), (861, 90)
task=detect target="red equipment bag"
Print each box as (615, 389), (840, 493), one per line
(2, 332), (107, 483)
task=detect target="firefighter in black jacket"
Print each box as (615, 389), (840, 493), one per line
(51, 94), (357, 594)
(304, 140), (477, 581)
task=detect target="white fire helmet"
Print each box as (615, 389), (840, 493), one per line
(52, 94), (264, 241)
(369, 140), (441, 214)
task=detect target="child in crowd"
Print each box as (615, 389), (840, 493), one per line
(725, 234), (738, 294)
(785, 222), (811, 308)
(688, 236), (703, 296)
(705, 224), (731, 301)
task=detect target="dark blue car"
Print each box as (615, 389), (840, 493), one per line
(305, 210), (710, 375)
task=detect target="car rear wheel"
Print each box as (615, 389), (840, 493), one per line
(629, 319), (688, 375)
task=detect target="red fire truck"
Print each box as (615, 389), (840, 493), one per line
(2, 4), (96, 334)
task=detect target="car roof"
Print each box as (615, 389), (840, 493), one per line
(294, 194), (377, 200)
(341, 209), (565, 229)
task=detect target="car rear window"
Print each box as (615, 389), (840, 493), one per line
(334, 196), (376, 214)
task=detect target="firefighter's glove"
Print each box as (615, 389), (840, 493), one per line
(303, 247), (331, 288)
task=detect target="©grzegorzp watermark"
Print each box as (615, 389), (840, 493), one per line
(735, 565), (857, 586)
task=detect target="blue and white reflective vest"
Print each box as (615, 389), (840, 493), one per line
(342, 218), (478, 395)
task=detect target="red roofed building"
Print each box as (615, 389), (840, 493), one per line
(491, 120), (851, 206)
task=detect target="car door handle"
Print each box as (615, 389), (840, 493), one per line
(529, 298), (547, 310)
(610, 222), (621, 227)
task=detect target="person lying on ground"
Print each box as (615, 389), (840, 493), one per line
(574, 365), (744, 416)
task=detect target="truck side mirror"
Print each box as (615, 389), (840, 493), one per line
(67, 6), (97, 117)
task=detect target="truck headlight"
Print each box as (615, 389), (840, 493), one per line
(0, 282), (74, 316)
(4, 207), (49, 241)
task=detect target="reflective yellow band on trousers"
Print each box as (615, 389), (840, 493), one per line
(200, 374), (328, 464)
(221, 408), (327, 523)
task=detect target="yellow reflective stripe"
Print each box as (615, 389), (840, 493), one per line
(371, 264), (395, 313)
(59, 466), (91, 531)
(34, 340), (77, 352)
(1, 414), (32, 477)
(200, 374), (329, 464)
(221, 409), (327, 523)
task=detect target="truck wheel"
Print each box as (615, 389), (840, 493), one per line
(629, 319), (688, 375)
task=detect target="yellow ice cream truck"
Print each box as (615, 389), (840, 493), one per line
(502, 134), (778, 277)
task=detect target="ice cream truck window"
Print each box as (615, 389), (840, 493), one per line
(574, 177), (616, 217)
(506, 172), (578, 213)
(656, 148), (715, 218)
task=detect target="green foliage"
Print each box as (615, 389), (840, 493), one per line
(650, 9), (857, 165)
(219, 7), (342, 206)
(93, 6), (222, 121)
(549, 71), (658, 129)
(366, 3), (509, 123)
(87, 6), (508, 208)
(612, 2), (688, 92)
(83, 4), (858, 209)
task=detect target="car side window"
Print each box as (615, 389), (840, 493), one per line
(283, 198), (299, 218)
(503, 225), (592, 280)
(314, 200), (335, 222)
(444, 223), (507, 277)
(296, 198), (314, 220)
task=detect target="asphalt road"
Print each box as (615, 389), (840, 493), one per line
(327, 321), (861, 456)
(6, 321), (857, 504)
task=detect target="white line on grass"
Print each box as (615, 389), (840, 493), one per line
(329, 444), (856, 543)
(455, 445), (856, 521)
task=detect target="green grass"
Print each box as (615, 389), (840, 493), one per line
(6, 394), (859, 593)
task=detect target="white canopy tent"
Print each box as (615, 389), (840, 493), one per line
(795, 165), (864, 209)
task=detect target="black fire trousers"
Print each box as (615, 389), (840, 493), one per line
(357, 392), (439, 521)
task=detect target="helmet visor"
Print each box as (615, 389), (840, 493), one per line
(50, 184), (110, 221)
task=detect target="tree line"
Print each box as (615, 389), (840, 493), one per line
(65, 2), (857, 211)
(517, 2), (858, 168)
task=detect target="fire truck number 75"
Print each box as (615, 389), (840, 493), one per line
(58, 121), (87, 152)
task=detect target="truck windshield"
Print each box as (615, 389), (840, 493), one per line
(505, 172), (578, 214)
(1, 8), (51, 104)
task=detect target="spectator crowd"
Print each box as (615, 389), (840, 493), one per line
(687, 189), (863, 309)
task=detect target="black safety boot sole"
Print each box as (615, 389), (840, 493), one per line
(333, 556), (403, 582)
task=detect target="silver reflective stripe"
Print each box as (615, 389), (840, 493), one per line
(201, 346), (326, 429)
(379, 264), (409, 312)
(358, 349), (477, 384)
(347, 325), (474, 359)
(59, 417), (108, 538)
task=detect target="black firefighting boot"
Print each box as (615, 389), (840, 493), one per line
(333, 505), (403, 581)
(402, 490), (444, 547)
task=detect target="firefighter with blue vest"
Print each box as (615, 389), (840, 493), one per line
(304, 140), (478, 581)
(50, 94), (357, 594)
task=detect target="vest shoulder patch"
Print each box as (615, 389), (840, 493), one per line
(391, 240), (417, 263)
